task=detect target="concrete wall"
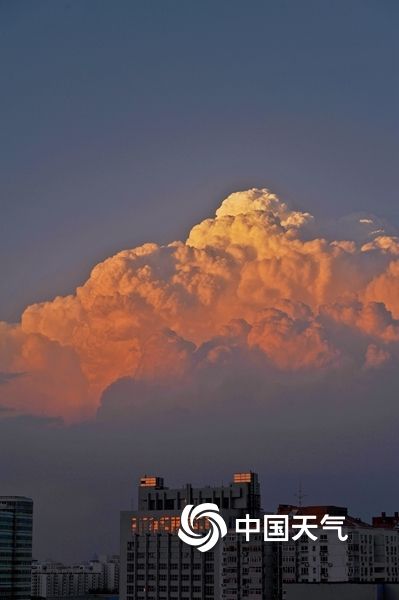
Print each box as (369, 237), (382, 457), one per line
(385, 585), (399, 600)
(283, 583), (387, 600)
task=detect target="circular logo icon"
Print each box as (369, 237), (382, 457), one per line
(178, 503), (227, 552)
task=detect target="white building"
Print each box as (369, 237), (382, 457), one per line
(279, 505), (399, 584)
(31, 556), (119, 598)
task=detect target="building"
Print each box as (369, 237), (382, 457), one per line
(31, 556), (119, 598)
(102, 555), (120, 593)
(373, 512), (399, 530)
(120, 472), (281, 600)
(279, 504), (399, 584)
(0, 496), (33, 600)
(222, 530), (280, 599)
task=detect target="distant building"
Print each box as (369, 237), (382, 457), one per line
(0, 496), (33, 600)
(278, 504), (399, 584)
(31, 556), (119, 598)
(120, 472), (281, 600)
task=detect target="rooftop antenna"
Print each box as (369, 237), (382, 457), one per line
(295, 482), (307, 507)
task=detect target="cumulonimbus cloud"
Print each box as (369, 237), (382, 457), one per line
(1, 188), (399, 420)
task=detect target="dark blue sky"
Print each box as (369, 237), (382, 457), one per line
(1, 0), (398, 321)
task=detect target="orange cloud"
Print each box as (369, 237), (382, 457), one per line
(365, 260), (399, 319)
(1, 188), (399, 420)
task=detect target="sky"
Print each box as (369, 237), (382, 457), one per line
(1, 0), (398, 322)
(0, 1), (399, 562)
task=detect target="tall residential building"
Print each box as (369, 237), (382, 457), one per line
(0, 496), (33, 600)
(31, 556), (120, 598)
(120, 472), (281, 600)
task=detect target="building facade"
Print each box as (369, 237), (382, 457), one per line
(279, 505), (399, 584)
(0, 496), (33, 600)
(120, 473), (280, 600)
(31, 556), (120, 598)
(222, 530), (280, 599)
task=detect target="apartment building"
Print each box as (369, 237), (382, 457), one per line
(279, 504), (399, 584)
(31, 556), (119, 597)
(120, 472), (281, 600)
